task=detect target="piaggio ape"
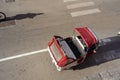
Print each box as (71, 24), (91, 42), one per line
(48, 27), (99, 71)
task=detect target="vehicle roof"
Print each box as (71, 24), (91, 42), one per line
(75, 27), (98, 48)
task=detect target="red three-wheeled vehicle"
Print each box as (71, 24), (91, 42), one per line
(48, 27), (99, 71)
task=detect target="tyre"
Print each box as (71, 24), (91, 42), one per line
(0, 12), (6, 21)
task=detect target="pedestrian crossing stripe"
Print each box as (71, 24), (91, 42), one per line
(67, 2), (95, 9)
(63, 0), (77, 3)
(70, 8), (101, 17)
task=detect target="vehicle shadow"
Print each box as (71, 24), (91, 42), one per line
(71, 36), (120, 70)
(5, 13), (44, 21)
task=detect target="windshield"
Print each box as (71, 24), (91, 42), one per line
(51, 42), (62, 61)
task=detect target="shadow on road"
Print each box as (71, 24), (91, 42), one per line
(71, 36), (120, 70)
(6, 13), (44, 21)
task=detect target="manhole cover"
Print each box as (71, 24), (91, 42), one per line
(5, 0), (15, 3)
(0, 20), (16, 28)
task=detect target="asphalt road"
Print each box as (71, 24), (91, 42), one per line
(0, 0), (120, 80)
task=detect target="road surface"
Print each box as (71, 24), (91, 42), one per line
(0, 0), (120, 80)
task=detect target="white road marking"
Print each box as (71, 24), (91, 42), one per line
(71, 8), (101, 17)
(102, 39), (112, 43)
(63, 0), (77, 3)
(0, 48), (48, 62)
(118, 32), (120, 35)
(67, 2), (95, 9)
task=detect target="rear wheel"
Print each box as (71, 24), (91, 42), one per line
(0, 12), (6, 21)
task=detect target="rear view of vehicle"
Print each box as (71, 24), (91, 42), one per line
(48, 27), (99, 71)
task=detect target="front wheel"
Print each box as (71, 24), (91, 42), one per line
(0, 12), (6, 21)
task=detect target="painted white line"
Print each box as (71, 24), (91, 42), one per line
(118, 32), (120, 35)
(102, 39), (112, 43)
(67, 2), (95, 9)
(64, 0), (77, 3)
(0, 48), (48, 62)
(71, 8), (101, 17)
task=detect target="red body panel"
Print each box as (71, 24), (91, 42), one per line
(48, 36), (68, 67)
(75, 27), (97, 48)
